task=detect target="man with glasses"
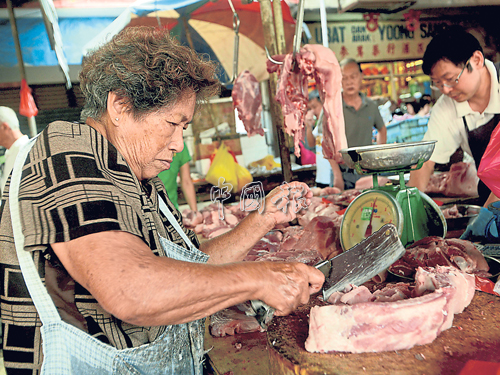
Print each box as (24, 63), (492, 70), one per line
(408, 25), (500, 208)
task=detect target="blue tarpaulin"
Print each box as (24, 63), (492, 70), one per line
(0, 0), (202, 68)
(0, 17), (116, 67)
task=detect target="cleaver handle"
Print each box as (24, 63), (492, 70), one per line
(250, 259), (330, 329)
(250, 299), (275, 329)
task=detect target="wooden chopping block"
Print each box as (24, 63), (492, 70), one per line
(267, 291), (500, 375)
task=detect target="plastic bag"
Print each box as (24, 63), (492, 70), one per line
(299, 142), (316, 165)
(205, 144), (239, 192)
(19, 79), (38, 117)
(477, 121), (500, 197)
(235, 163), (253, 192)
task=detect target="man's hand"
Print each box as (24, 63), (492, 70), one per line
(460, 207), (498, 242)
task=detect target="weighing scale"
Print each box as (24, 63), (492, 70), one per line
(339, 141), (447, 250)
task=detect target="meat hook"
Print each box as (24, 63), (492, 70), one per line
(220, 0), (240, 86)
(265, 46), (283, 65)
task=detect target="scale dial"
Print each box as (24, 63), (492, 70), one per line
(340, 190), (404, 251)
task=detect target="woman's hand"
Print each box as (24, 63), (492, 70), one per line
(252, 261), (325, 316)
(258, 181), (313, 226)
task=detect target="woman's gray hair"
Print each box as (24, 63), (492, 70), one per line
(79, 26), (221, 122)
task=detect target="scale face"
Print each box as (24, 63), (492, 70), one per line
(340, 190), (404, 251)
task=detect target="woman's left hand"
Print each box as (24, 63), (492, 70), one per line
(258, 181), (312, 226)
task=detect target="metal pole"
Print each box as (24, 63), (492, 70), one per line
(259, 0), (292, 183)
(7, 0), (37, 137)
(319, 0), (328, 48)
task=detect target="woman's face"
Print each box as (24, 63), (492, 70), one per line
(115, 91), (196, 181)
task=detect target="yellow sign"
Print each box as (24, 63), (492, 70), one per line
(307, 20), (450, 62)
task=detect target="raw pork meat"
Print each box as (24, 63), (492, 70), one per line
(441, 204), (462, 218)
(232, 70), (264, 137)
(279, 216), (343, 260)
(305, 266), (475, 353)
(209, 303), (264, 337)
(183, 203), (250, 239)
(310, 186), (341, 197)
(182, 209), (203, 227)
(297, 196), (343, 226)
(389, 236), (490, 278)
(425, 162), (478, 197)
(268, 45), (347, 160)
(299, 44), (347, 161)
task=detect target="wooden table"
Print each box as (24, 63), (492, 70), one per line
(205, 291), (500, 375)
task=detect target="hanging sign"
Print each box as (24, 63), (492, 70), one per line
(307, 20), (450, 62)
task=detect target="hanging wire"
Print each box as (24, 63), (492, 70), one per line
(220, 0), (240, 86)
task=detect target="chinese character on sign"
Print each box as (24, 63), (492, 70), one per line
(240, 181), (265, 214)
(402, 43), (410, 55)
(387, 43), (395, 55)
(372, 45), (380, 57)
(271, 182), (309, 215)
(356, 46), (364, 58)
(340, 46), (349, 59)
(210, 177), (233, 220)
(417, 43), (425, 55)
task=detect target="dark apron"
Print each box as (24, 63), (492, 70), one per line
(463, 62), (500, 205)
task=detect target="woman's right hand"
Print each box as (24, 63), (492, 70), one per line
(251, 261), (325, 316)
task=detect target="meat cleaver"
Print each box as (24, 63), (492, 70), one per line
(250, 223), (405, 329)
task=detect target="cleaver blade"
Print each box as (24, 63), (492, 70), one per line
(318, 223), (405, 301)
(251, 223), (405, 329)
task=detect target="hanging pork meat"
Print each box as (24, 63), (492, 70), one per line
(267, 44), (347, 161)
(232, 70), (265, 137)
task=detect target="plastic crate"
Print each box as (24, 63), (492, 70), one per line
(386, 116), (429, 144)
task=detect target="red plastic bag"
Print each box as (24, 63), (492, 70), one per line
(19, 79), (38, 117)
(478, 121), (500, 197)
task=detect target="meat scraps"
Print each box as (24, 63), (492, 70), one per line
(305, 266), (475, 353)
(268, 44), (347, 160)
(389, 236), (490, 278)
(183, 203), (249, 239)
(425, 162), (478, 197)
(209, 303), (264, 337)
(232, 70), (264, 137)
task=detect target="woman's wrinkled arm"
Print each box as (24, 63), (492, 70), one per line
(199, 181), (313, 264)
(51, 228), (324, 327)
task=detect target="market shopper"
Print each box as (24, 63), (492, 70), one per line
(325, 58), (386, 191)
(158, 141), (198, 211)
(0, 27), (324, 374)
(408, 25), (500, 207)
(0, 106), (29, 199)
(305, 90), (334, 188)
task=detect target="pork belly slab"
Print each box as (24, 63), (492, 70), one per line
(305, 266), (475, 354)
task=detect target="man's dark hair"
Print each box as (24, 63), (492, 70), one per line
(422, 25), (483, 75)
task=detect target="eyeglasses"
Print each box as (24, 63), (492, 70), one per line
(430, 58), (470, 91)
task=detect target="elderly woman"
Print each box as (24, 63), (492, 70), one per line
(0, 27), (323, 374)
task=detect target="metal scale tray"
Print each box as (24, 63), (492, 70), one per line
(340, 140), (437, 173)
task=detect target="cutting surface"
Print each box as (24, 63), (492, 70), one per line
(266, 291), (500, 375)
